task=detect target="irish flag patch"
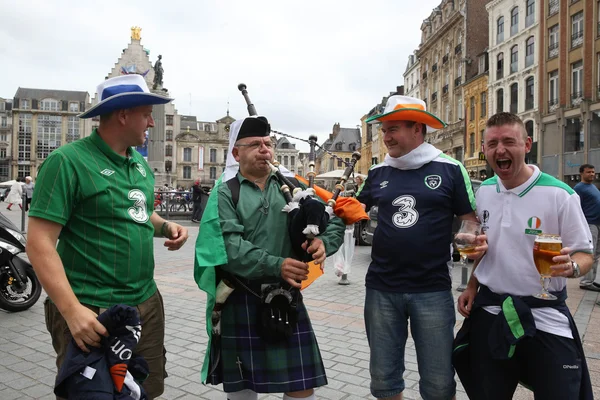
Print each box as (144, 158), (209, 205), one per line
(525, 216), (542, 235)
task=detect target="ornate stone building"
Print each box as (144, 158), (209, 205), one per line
(417, 0), (489, 161)
(0, 98), (12, 181)
(90, 27), (178, 187)
(403, 52), (421, 99)
(10, 89), (90, 178)
(274, 136), (300, 173)
(175, 114), (235, 188)
(315, 123), (361, 176)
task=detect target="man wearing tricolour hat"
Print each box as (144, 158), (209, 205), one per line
(26, 74), (189, 399)
(194, 115), (344, 400)
(356, 95), (486, 400)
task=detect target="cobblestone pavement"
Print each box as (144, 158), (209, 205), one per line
(1, 211), (600, 399)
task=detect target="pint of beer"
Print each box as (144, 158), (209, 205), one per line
(533, 234), (562, 277)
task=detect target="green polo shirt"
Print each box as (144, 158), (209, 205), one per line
(29, 129), (157, 307)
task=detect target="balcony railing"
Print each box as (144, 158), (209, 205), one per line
(571, 92), (583, 106)
(548, 98), (558, 112)
(571, 30), (583, 48)
(455, 44), (462, 54)
(432, 92), (438, 102)
(443, 84), (449, 94)
(525, 98), (534, 110)
(549, 0), (558, 16)
(443, 54), (449, 64)
(548, 42), (559, 59)
(455, 76), (462, 87)
(423, 71), (428, 80)
(432, 63), (438, 72)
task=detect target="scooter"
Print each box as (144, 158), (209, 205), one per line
(0, 212), (41, 312)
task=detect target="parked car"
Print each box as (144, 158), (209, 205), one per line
(362, 179), (483, 248)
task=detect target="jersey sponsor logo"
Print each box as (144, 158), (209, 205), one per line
(127, 189), (149, 223)
(424, 175), (442, 190)
(101, 169), (115, 176)
(481, 210), (490, 233)
(135, 163), (147, 178)
(380, 180), (389, 189)
(392, 195), (419, 228)
(525, 216), (542, 235)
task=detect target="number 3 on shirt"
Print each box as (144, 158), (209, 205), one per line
(128, 189), (150, 223)
(392, 195), (419, 228)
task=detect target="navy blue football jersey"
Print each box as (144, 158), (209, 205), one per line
(357, 154), (475, 293)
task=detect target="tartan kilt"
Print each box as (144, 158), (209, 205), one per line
(209, 286), (327, 393)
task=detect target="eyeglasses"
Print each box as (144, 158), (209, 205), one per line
(259, 195), (269, 215)
(236, 140), (274, 150)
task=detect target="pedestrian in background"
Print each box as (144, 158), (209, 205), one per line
(6, 177), (23, 211)
(573, 163), (600, 292)
(23, 176), (35, 212)
(191, 178), (204, 222)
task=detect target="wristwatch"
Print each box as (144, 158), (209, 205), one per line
(571, 261), (581, 278)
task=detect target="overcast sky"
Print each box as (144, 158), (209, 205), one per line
(0, 0), (441, 151)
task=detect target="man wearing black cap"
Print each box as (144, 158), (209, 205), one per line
(195, 115), (345, 400)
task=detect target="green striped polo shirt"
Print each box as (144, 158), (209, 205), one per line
(29, 129), (157, 307)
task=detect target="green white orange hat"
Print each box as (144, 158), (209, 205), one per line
(366, 95), (447, 131)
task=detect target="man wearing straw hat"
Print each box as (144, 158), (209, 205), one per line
(357, 95), (486, 400)
(26, 74), (189, 399)
(195, 115), (345, 400)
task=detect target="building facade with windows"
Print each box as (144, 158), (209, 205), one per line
(274, 136), (300, 174)
(403, 52), (421, 99)
(463, 71), (490, 179)
(487, 0), (540, 164)
(0, 99), (12, 181)
(538, 0), (600, 183)
(175, 114), (235, 188)
(315, 123), (361, 177)
(10, 89), (90, 178)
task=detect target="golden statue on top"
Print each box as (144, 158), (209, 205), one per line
(131, 26), (142, 40)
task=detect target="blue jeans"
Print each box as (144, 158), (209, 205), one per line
(364, 288), (456, 400)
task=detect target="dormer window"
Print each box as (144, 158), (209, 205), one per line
(40, 98), (60, 112)
(335, 142), (343, 151)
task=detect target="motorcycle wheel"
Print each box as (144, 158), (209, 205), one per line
(0, 267), (42, 312)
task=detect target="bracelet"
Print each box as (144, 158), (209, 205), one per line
(161, 222), (170, 238)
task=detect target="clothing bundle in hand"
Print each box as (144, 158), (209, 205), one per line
(54, 304), (149, 400)
(287, 195), (330, 262)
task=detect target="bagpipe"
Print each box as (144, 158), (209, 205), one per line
(238, 83), (365, 268)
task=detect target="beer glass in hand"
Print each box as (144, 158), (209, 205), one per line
(533, 234), (562, 300)
(454, 220), (482, 268)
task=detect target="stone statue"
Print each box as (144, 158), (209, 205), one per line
(131, 26), (142, 40)
(153, 55), (163, 89)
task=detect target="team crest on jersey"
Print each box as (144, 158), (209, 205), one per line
(392, 195), (419, 228)
(525, 216), (542, 235)
(380, 180), (389, 189)
(135, 163), (147, 178)
(424, 175), (442, 190)
(101, 169), (115, 176)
